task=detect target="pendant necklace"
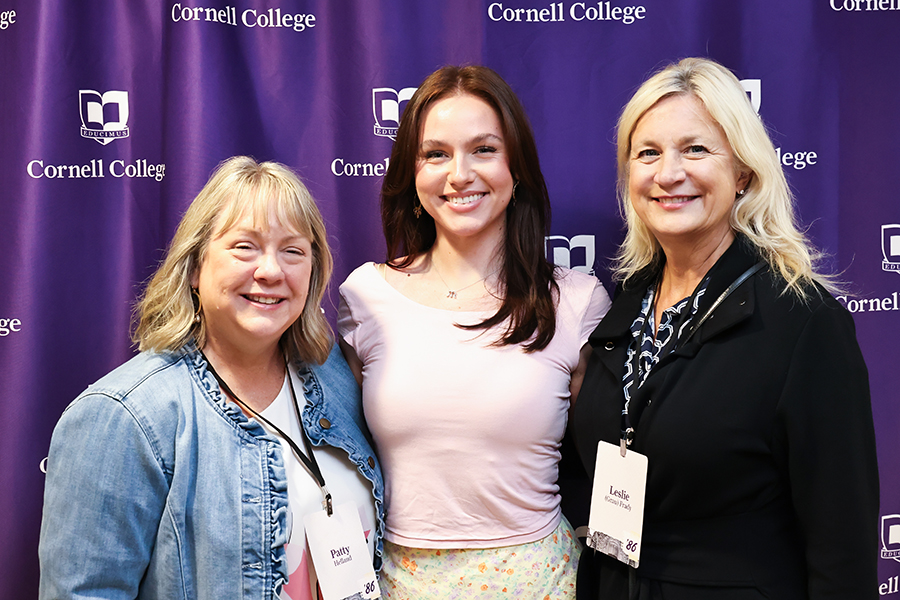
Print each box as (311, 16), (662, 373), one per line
(431, 260), (499, 299)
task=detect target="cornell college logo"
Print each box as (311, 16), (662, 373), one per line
(883, 224), (900, 275)
(80, 90), (129, 145)
(545, 235), (596, 275)
(882, 514), (900, 561)
(372, 87), (416, 141)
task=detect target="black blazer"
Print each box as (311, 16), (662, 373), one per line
(570, 239), (880, 600)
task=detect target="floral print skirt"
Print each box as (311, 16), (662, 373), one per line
(378, 517), (580, 599)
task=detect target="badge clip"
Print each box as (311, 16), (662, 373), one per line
(323, 487), (333, 516)
(620, 427), (634, 457)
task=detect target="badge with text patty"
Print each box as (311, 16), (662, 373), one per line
(586, 441), (648, 568)
(304, 501), (380, 599)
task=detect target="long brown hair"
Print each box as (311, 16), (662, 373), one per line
(381, 65), (557, 351)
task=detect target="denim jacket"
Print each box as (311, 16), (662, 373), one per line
(38, 342), (384, 600)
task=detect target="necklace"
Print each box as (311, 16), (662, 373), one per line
(430, 259), (499, 299)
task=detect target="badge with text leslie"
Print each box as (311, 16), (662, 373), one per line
(586, 441), (648, 568)
(304, 502), (380, 599)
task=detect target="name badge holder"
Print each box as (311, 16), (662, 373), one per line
(203, 353), (380, 599)
(586, 441), (648, 567)
(304, 501), (380, 599)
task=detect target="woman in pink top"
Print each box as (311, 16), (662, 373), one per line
(338, 65), (610, 598)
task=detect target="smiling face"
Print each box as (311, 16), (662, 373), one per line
(414, 93), (515, 249)
(193, 205), (312, 359)
(628, 93), (750, 253)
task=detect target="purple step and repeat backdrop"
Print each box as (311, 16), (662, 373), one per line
(1, 0), (898, 596)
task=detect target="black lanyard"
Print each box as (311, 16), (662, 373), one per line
(622, 260), (765, 453)
(200, 351), (333, 516)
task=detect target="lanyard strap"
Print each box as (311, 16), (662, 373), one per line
(679, 260), (765, 347)
(200, 351), (333, 516)
(622, 260), (766, 453)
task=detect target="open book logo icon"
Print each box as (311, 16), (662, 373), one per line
(881, 515), (900, 561)
(545, 235), (596, 276)
(372, 87), (416, 141)
(79, 90), (129, 145)
(882, 225), (900, 275)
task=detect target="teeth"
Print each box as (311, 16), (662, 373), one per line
(446, 193), (483, 206)
(656, 196), (695, 204)
(247, 295), (281, 305)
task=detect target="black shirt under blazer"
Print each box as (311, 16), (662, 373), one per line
(571, 238), (879, 600)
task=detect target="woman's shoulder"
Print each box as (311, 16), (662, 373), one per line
(66, 347), (230, 435)
(300, 343), (366, 426)
(339, 262), (383, 305)
(746, 269), (861, 351)
(79, 349), (192, 403)
(554, 267), (611, 310)
(302, 343), (360, 405)
(554, 266), (599, 291)
(340, 261), (378, 287)
(756, 268), (844, 313)
(55, 350), (200, 458)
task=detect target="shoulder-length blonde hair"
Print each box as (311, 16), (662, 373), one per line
(613, 57), (837, 298)
(133, 156), (334, 364)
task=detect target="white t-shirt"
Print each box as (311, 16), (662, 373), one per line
(259, 367), (377, 600)
(339, 263), (610, 548)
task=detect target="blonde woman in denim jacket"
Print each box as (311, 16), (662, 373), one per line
(38, 157), (384, 600)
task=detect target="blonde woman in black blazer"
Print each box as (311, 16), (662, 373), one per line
(571, 58), (879, 600)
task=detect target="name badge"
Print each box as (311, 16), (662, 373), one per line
(586, 441), (648, 568)
(304, 501), (381, 599)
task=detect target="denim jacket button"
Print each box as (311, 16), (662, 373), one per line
(319, 418), (332, 429)
(368, 456), (376, 469)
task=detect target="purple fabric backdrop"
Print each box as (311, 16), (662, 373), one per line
(1, 1), (897, 597)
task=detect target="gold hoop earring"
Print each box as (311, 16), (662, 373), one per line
(512, 181), (520, 205)
(413, 195), (423, 219)
(192, 288), (202, 324)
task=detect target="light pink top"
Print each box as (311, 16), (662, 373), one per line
(338, 263), (610, 548)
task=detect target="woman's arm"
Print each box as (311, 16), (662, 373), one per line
(339, 338), (364, 387)
(776, 302), (879, 599)
(38, 395), (168, 600)
(568, 342), (593, 407)
(570, 275), (611, 409)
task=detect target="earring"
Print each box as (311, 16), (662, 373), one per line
(737, 189), (746, 198)
(512, 181), (519, 203)
(192, 288), (202, 324)
(413, 195), (422, 219)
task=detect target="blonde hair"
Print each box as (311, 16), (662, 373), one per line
(613, 57), (837, 298)
(133, 156), (334, 364)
